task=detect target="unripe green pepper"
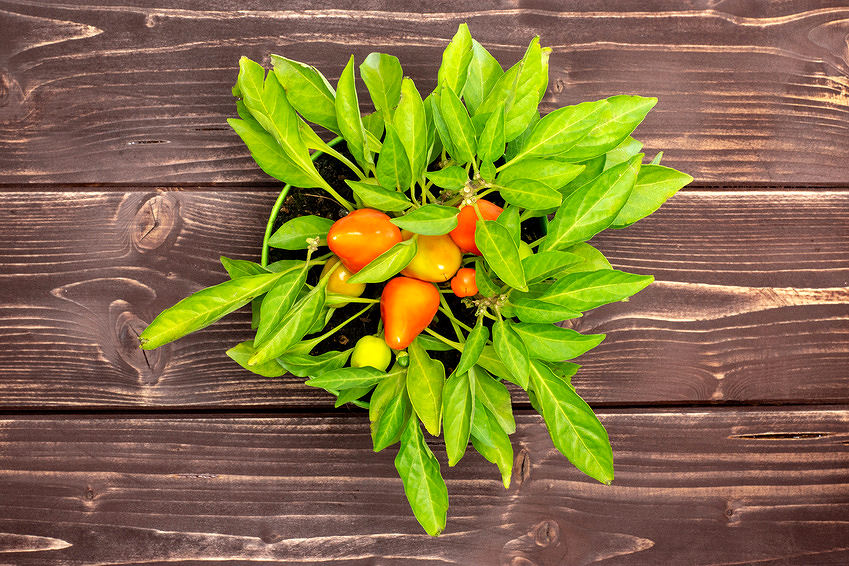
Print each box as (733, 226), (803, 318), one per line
(351, 335), (392, 371)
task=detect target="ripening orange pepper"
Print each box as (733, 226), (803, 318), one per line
(400, 230), (462, 282)
(320, 256), (366, 300)
(450, 267), (478, 297)
(327, 208), (402, 272)
(380, 276), (440, 350)
(448, 199), (503, 255)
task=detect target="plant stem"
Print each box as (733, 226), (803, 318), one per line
(297, 303), (375, 353)
(261, 186), (291, 267)
(320, 180), (355, 212)
(424, 327), (463, 352)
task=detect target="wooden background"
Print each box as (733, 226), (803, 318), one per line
(1, 1), (848, 564)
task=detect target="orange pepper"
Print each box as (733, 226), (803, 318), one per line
(400, 230), (462, 282)
(380, 276), (440, 350)
(448, 199), (503, 255)
(327, 208), (402, 272)
(450, 267), (478, 297)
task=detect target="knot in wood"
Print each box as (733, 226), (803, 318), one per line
(533, 520), (560, 547)
(516, 447), (531, 486)
(132, 193), (180, 252)
(113, 305), (166, 385)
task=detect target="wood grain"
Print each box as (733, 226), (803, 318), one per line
(0, 189), (846, 408)
(0, 408), (846, 564)
(2, 2), (849, 184)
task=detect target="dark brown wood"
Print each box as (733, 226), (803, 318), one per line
(0, 408), (847, 564)
(1, 189), (847, 409)
(2, 2), (849, 184)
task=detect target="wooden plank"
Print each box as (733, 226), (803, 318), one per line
(0, 189), (847, 408)
(2, 2), (849, 184)
(0, 408), (847, 564)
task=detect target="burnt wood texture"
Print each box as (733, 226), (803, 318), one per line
(1, 1), (848, 564)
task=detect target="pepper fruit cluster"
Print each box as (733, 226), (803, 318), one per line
(138, 24), (692, 536)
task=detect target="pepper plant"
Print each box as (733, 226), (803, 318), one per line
(139, 24), (693, 536)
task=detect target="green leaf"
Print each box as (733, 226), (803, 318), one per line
(306, 365), (385, 390)
(479, 160), (496, 182)
(503, 110), (539, 162)
(473, 258), (499, 298)
(415, 334), (456, 352)
(370, 364), (411, 450)
(560, 95), (657, 161)
(360, 52), (403, 118)
(376, 123), (413, 190)
(539, 269), (654, 311)
(228, 118), (317, 187)
(475, 219), (527, 291)
(472, 366), (515, 434)
(395, 416), (449, 536)
(477, 104), (505, 163)
(464, 39), (503, 115)
(563, 243), (612, 272)
(604, 136), (643, 170)
(437, 23), (473, 95)
(335, 55), (369, 169)
(509, 99), (607, 163)
(454, 319), (489, 377)
(394, 78), (428, 183)
(255, 268), (308, 345)
(529, 360), (613, 484)
(363, 111), (385, 141)
(429, 91), (453, 157)
(502, 38), (545, 141)
(277, 349), (351, 379)
(559, 155), (606, 198)
(650, 151), (664, 165)
(407, 338), (446, 436)
(334, 385), (373, 408)
(522, 250), (583, 283)
(249, 278), (327, 365)
(140, 273), (283, 350)
(476, 345), (524, 389)
(270, 54), (338, 133)
(497, 179), (562, 210)
(439, 85), (477, 163)
(372, 385), (412, 449)
(611, 165), (693, 228)
(510, 297), (581, 324)
(513, 323), (605, 361)
(471, 398), (514, 489)
(298, 118), (363, 176)
(442, 371), (474, 466)
(268, 215), (334, 250)
(236, 59), (320, 184)
(492, 320), (530, 390)
(497, 159), (585, 191)
(426, 166), (468, 190)
(495, 206), (521, 245)
(541, 156), (640, 251)
(345, 179), (412, 212)
(347, 238), (417, 284)
(226, 341), (286, 378)
(391, 204), (459, 236)
(220, 257), (269, 279)
(423, 93), (441, 164)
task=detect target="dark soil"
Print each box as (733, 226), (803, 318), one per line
(268, 148), (543, 373)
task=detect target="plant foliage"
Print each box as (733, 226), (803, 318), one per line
(139, 23), (693, 536)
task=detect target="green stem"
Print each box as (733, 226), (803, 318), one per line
(320, 179), (355, 212)
(327, 296), (380, 304)
(261, 137), (348, 267)
(297, 303), (375, 353)
(424, 327), (463, 352)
